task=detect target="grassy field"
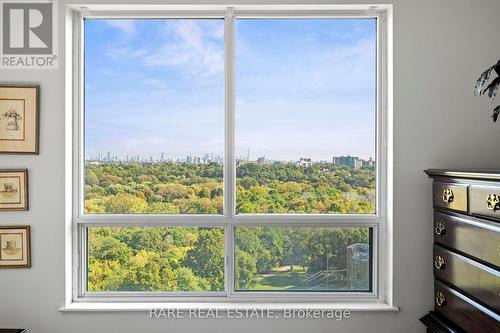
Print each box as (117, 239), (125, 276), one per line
(250, 266), (347, 291)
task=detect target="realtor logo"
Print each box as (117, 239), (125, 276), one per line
(1, 1), (58, 69)
(3, 2), (52, 54)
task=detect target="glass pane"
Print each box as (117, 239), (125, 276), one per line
(235, 19), (377, 214)
(87, 227), (224, 292)
(234, 226), (371, 292)
(84, 19), (224, 214)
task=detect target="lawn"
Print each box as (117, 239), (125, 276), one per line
(251, 266), (347, 291)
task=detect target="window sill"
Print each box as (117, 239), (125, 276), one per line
(59, 301), (399, 313)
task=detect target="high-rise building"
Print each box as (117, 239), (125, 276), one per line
(355, 159), (363, 169)
(332, 155), (358, 168)
(333, 156), (375, 169)
(362, 157), (375, 167)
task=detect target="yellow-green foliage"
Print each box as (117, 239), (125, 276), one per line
(84, 161), (375, 214)
(85, 162), (375, 292)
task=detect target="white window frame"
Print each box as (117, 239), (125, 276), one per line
(63, 4), (394, 311)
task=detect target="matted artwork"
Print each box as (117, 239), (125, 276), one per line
(0, 169), (28, 211)
(0, 85), (40, 154)
(0, 226), (31, 268)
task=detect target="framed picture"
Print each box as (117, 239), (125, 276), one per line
(0, 84), (40, 154)
(0, 226), (31, 268)
(0, 169), (28, 211)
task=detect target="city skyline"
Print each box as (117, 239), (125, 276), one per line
(86, 150), (375, 165)
(84, 19), (376, 162)
(85, 148), (376, 163)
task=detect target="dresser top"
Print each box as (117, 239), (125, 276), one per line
(425, 169), (500, 181)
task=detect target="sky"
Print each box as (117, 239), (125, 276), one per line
(84, 18), (376, 161)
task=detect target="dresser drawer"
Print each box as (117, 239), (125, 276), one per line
(470, 185), (500, 221)
(434, 280), (500, 333)
(433, 182), (468, 213)
(434, 212), (500, 268)
(420, 311), (465, 333)
(433, 245), (500, 312)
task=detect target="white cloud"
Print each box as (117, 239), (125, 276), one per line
(105, 45), (147, 60)
(210, 24), (225, 40)
(106, 20), (137, 35)
(237, 36), (376, 100)
(143, 78), (169, 90)
(101, 20), (224, 79)
(143, 20), (224, 76)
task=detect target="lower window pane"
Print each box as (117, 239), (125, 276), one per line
(87, 226), (224, 292)
(234, 226), (372, 292)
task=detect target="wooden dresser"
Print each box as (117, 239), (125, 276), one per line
(420, 170), (500, 333)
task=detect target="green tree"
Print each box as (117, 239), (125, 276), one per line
(174, 267), (211, 291)
(104, 194), (148, 213)
(234, 247), (257, 289)
(185, 229), (224, 291)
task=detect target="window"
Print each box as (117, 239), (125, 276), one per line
(84, 19), (224, 215)
(70, 5), (391, 306)
(88, 226), (225, 292)
(234, 227), (372, 292)
(235, 19), (377, 215)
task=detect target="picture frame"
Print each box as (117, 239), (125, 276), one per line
(0, 169), (28, 211)
(0, 226), (31, 268)
(0, 84), (40, 154)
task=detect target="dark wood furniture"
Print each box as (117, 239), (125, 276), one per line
(421, 170), (500, 333)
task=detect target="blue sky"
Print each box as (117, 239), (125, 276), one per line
(84, 18), (376, 161)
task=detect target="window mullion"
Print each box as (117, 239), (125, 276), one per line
(224, 7), (236, 219)
(224, 7), (236, 296)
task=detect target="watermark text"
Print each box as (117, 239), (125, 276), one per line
(149, 308), (352, 320)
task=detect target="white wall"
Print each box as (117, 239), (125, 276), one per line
(1, 1), (500, 332)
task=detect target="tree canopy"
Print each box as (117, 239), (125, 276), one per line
(85, 161), (374, 292)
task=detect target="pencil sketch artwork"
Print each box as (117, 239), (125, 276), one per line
(0, 100), (25, 141)
(0, 233), (23, 261)
(0, 177), (20, 204)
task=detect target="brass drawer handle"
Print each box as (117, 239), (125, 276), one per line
(435, 292), (446, 307)
(442, 189), (454, 204)
(486, 194), (500, 212)
(434, 222), (446, 236)
(434, 256), (445, 270)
